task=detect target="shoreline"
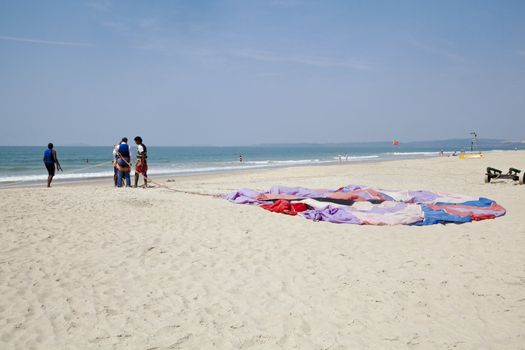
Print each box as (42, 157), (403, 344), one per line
(0, 153), (429, 190)
(3, 150), (518, 190)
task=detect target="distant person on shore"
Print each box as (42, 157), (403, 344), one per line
(345, 153), (349, 162)
(116, 137), (132, 187)
(440, 149), (444, 156)
(134, 136), (148, 188)
(43, 143), (62, 187)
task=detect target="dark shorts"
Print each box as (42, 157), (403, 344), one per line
(45, 163), (55, 176)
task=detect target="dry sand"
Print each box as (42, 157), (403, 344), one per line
(1, 152), (524, 349)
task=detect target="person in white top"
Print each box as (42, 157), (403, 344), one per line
(112, 144), (119, 186)
(134, 136), (148, 188)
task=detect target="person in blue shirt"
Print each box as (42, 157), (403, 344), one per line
(43, 143), (62, 187)
(115, 137), (132, 187)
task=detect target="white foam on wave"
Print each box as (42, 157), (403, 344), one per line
(0, 154), (395, 185)
(0, 171), (115, 184)
(214, 159), (327, 166)
(332, 155), (380, 161)
(245, 159), (323, 165)
(0, 158), (332, 184)
(387, 152), (438, 156)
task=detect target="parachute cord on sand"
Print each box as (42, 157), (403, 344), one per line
(1, 156), (223, 199)
(116, 153), (221, 199)
(67, 160), (115, 173)
(150, 183), (222, 198)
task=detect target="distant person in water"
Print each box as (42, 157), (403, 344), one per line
(134, 136), (148, 188)
(43, 143), (62, 187)
(116, 137), (132, 187)
(239, 154), (243, 163)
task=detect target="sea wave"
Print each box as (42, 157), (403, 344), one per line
(244, 159), (323, 165)
(387, 152), (439, 156)
(332, 155), (380, 161)
(0, 158), (336, 184)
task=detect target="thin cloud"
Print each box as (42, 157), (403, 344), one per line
(177, 47), (217, 57)
(231, 49), (372, 70)
(137, 18), (161, 31)
(101, 21), (129, 31)
(254, 72), (281, 78)
(409, 38), (465, 63)
(517, 49), (525, 57)
(271, 0), (301, 7)
(0, 35), (93, 47)
(132, 39), (168, 52)
(86, 0), (111, 12)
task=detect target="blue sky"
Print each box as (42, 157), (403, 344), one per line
(0, 0), (524, 146)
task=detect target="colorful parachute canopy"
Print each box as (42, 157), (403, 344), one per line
(224, 184), (505, 225)
(393, 139), (399, 145)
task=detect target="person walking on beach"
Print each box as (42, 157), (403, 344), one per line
(134, 136), (148, 188)
(43, 143), (62, 187)
(116, 137), (132, 187)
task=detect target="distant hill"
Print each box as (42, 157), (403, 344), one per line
(255, 139), (524, 150)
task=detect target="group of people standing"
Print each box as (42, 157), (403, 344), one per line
(113, 136), (148, 188)
(43, 136), (148, 188)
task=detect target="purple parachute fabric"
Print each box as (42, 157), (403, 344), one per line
(224, 188), (269, 205)
(224, 184), (506, 225)
(267, 186), (329, 198)
(301, 206), (361, 224)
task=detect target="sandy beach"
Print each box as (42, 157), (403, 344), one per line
(1, 152), (524, 349)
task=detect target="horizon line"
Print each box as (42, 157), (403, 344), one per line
(0, 138), (523, 148)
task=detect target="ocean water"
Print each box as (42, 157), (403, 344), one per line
(0, 140), (522, 185)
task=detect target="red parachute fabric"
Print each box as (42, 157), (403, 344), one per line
(260, 200), (309, 216)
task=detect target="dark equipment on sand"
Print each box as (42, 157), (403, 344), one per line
(485, 167), (524, 185)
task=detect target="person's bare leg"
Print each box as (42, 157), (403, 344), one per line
(47, 175), (53, 188)
(134, 172), (139, 188)
(144, 173), (148, 188)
